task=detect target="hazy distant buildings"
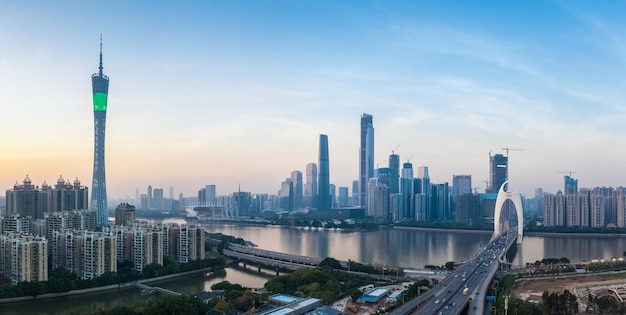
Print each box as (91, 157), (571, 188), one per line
(305, 163), (318, 208)
(318, 134), (331, 211)
(90, 38), (109, 226)
(153, 188), (164, 210)
(338, 187), (349, 207)
(359, 114), (374, 209)
(198, 185), (217, 206)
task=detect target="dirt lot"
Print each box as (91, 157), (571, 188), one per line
(512, 272), (626, 302)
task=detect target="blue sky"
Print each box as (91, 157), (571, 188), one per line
(1, 1), (626, 199)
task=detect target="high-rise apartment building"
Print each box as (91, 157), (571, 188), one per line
(305, 163), (318, 208)
(115, 203), (136, 226)
(318, 134), (331, 211)
(91, 37), (109, 226)
(6, 176), (89, 220)
(0, 233), (48, 285)
(359, 114), (374, 208)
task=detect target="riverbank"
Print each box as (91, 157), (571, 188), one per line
(392, 225), (493, 234)
(0, 261), (237, 305)
(525, 231), (626, 237)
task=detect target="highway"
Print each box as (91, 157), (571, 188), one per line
(390, 230), (517, 315)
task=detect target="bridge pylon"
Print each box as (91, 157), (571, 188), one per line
(492, 181), (524, 244)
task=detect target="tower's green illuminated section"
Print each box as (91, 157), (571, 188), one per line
(93, 92), (108, 111)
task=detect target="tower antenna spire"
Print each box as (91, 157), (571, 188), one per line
(99, 34), (103, 76)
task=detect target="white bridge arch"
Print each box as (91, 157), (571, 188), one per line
(493, 181), (524, 244)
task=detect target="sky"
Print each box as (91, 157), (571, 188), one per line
(1, 1), (626, 200)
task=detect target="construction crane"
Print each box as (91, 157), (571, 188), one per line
(406, 154), (414, 163)
(558, 170), (576, 177)
(391, 145), (401, 154)
(502, 147), (523, 156)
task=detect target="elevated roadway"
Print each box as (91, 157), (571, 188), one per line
(389, 230), (517, 315)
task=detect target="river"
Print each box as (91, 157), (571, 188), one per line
(6, 219), (626, 314)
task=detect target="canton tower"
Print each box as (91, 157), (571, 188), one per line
(91, 36), (109, 226)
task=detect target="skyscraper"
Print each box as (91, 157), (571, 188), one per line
(290, 170), (303, 209)
(318, 134), (330, 211)
(488, 154), (508, 193)
(91, 37), (109, 226)
(389, 153), (400, 194)
(564, 175), (578, 195)
(452, 175), (472, 197)
(359, 114), (374, 209)
(305, 163), (318, 208)
(400, 162), (414, 220)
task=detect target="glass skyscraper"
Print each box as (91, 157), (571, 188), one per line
(318, 134), (330, 211)
(91, 37), (109, 226)
(359, 114), (374, 208)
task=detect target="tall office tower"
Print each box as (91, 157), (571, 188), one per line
(488, 154), (508, 193)
(368, 179), (389, 221)
(564, 176), (578, 195)
(153, 188), (164, 209)
(318, 134), (331, 211)
(278, 178), (294, 211)
(351, 180), (358, 206)
(147, 185), (153, 209)
(417, 166), (431, 220)
(359, 114), (374, 208)
(388, 153), (400, 194)
(329, 184), (336, 208)
(400, 162), (414, 220)
(433, 183), (450, 220)
(304, 163), (318, 208)
(452, 175), (472, 197)
(338, 187), (349, 207)
(376, 167), (391, 188)
(390, 193), (403, 222)
(135, 189), (140, 205)
(91, 37), (109, 226)
(291, 171), (303, 209)
(168, 186), (173, 200)
(206, 185), (217, 205)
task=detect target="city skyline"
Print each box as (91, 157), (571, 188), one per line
(2, 1), (626, 199)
